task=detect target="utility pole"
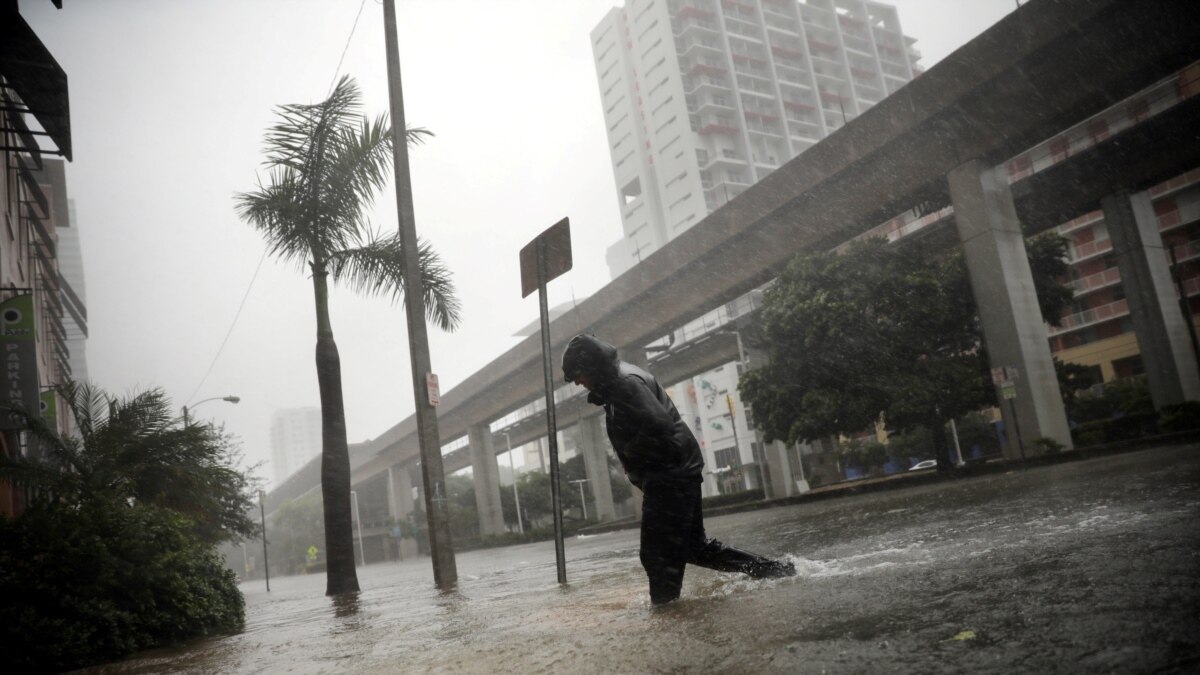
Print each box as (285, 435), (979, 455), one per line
(259, 490), (270, 592)
(382, 0), (456, 588)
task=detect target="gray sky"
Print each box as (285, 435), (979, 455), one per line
(22, 0), (1015, 486)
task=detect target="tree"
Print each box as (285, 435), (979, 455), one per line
(740, 233), (1072, 470)
(0, 383), (252, 670)
(266, 492), (325, 576)
(236, 76), (462, 595)
(1, 382), (257, 544)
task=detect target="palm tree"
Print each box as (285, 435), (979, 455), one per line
(0, 382), (258, 545)
(236, 76), (461, 595)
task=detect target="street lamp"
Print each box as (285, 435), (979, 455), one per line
(503, 432), (524, 534)
(569, 478), (590, 520)
(350, 490), (365, 567)
(182, 395), (240, 425)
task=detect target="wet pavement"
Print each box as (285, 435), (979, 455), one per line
(80, 443), (1200, 674)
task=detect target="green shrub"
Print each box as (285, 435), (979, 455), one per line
(1072, 420), (1108, 446)
(0, 500), (244, 672)
(1031, 437), (1066, 454)
(702, 489), (764, 509)
(1159, 400), (1200, 432)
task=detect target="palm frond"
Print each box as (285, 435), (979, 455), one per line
(327, 233), (463, 331)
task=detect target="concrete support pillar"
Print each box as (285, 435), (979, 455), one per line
(763, 439), (792, 499)
(574, 414), (616, 522)
(1102, 190), (1200, 406)
(467, 424), (505, 537)
(388, 464), (418, 560)
(948, 159), (1072, 455)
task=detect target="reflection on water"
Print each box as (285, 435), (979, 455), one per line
(76, 446), (1199, 674)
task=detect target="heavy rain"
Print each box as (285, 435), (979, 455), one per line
(2, 0), (1198, 673)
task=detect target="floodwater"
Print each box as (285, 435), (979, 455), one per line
(81, 444), (1199, 674)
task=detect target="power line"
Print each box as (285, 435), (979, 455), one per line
(329, 0), (370, 96)
(185, 249), (268, 406)
(185, 1), (372, 405)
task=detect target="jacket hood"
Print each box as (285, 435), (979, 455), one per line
(561, 334), (619, 384)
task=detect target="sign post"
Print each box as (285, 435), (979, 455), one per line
(520, 217), (572, 584)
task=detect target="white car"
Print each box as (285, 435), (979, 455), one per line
(909, 459), (938, 471)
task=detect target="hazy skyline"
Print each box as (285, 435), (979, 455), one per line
(21, 0), (1016, 486)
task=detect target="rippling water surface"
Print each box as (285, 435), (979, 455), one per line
(80, 444), (1200, 674)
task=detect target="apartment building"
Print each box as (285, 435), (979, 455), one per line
(592, 0), (919, 277)
(270, 407), (322, 486)
(1, 1), (74, 517)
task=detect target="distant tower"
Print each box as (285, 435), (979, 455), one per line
(591, 0), (920, 277)
(270, 407), (322, 485)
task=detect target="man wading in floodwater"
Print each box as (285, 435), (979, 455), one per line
(562, 334), (795, 605)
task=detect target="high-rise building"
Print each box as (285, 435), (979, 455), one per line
(591, 0), (919, 495)
(592, 0), (920, 277)
(270, 407), (322, 486)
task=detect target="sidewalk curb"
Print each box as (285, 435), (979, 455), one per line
(577, 431), (1200, 536)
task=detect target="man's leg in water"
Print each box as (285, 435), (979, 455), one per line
(683, 483), (795, 578)
(639, 481), (694, 605)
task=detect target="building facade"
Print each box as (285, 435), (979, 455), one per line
(270, 407), (322, 486)
(1, 1), (74, 517)
(592, 0), (919, 277)
(592, 0), (919, 495)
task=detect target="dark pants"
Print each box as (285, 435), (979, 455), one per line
(639, 480), (785, 605)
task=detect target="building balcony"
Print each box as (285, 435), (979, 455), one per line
(783, 99), (816, 112)
(1066, 266), (1122, 297)
(679, 5), (716, 21)
(690, 62), (727, 77)
(1047, 298), (1129, 337)
(699, 122), (739, 135)
(1056, 210), (1104, 236)
(731, 52), (767, 66)
(1067, 238), (1114, 264)
(770, 44), (805, 60)
(744, 108), (779, 121)
(808, 38), (839, 55)
(685, 76), (732, 95)
(679, 37), (723, 57)
(675, 17), (720, 37)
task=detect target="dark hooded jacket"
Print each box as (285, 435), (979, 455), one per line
(561, 334), (704, 489)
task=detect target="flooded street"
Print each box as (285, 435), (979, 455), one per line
(83, 444), (1199, 674)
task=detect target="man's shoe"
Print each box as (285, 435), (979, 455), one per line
(750, 560), (796, 579)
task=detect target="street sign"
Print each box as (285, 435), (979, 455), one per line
(1000, 381), (1017, 400)
(518, 216), (572, 585)
(519, 217), (572, 298)
(426, 372), (440, 407)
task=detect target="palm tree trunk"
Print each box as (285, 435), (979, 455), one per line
(312, 266), (360, 596)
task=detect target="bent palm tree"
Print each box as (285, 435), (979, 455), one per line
(236, 76), (461, 595)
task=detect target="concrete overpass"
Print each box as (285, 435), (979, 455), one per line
(267, 0), (1200, 554)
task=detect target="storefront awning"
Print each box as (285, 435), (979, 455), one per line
(1, 7), (72, 160)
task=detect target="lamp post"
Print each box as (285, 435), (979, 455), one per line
(182, 395), (240, 425)
(350, 490), (365, 567)
(259, 490), (270, 592)
(569, 478), (589, 520)
(503, 432), (524, 534)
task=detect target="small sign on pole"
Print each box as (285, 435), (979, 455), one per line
(426, 373), (440, 407)
(519, 217), (572, 585)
